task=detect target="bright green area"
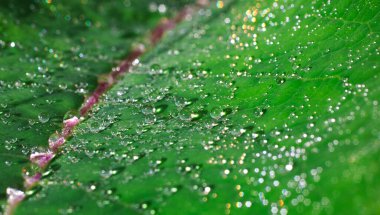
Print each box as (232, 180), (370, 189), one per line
(0, 0), (189, 202)
(8, 0), (380, 214)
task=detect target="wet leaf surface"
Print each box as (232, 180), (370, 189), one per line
(3, 0), (380, 214)
(0, 0), (189, 200)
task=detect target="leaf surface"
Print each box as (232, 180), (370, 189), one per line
(0, 0), (189, 200)
(4, 0), (380, 214)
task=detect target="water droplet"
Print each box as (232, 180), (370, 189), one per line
(38, 112), (50, 123)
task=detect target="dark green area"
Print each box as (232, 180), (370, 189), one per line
(0, 0), (189, 201)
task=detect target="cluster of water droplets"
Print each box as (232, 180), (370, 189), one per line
(0, 0), (195, 212)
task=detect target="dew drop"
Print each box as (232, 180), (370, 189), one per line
(38, 112), (50, 123)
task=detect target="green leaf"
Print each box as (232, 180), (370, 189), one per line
(7, 0), (380, 214)
(0, 0), (189, 199)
